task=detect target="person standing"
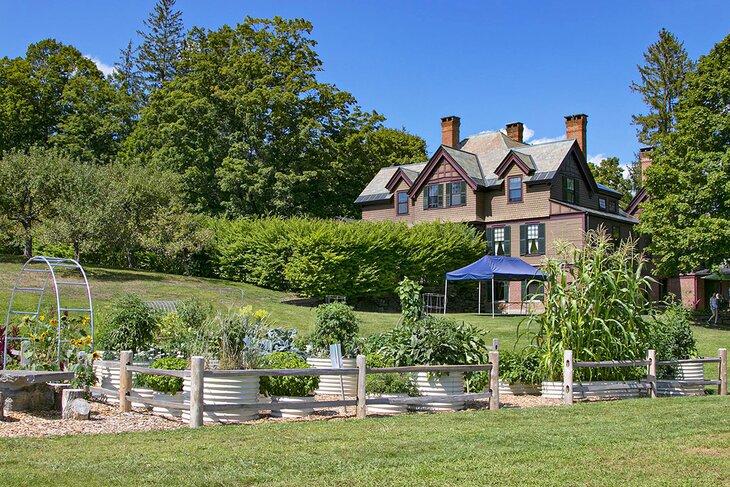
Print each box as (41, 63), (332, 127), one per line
(708, 292), (719, 325)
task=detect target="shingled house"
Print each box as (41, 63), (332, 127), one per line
(356, 114), (638, 313)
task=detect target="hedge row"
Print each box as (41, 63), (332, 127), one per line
(215, 217), (484, 299)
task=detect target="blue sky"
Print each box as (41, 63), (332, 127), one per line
(1, 1), (728, 167)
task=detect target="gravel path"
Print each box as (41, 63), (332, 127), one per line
(0, 393), (559, 438)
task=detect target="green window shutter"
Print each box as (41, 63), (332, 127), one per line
(562, 175), (567, 201)
(574, 179), (579, 204)
(503, 225), (511, 257)
(438, 184), (444, 207)
(519, 224), (527, 256)
(485, 227), (493, 255)
(445, 182), (452, 207)
(461, 181), (467, 205)
(423, 187), (428, 209)
(537, 223), (546, 255)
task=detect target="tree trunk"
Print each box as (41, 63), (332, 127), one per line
(73, 241), (81, 262)
(62, 389), (85, 419)
(127, 249), (134, 269)
(24, 236), (32, 259)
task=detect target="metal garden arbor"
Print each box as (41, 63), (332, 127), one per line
(2, 256), (94, 368)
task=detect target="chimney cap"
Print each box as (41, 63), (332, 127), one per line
(565, 114), (588, 121)
(441, 115), (460, 122)
(505, 121), (523, 127)
(639, 146), (655, 153)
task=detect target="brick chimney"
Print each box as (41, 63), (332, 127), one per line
(441, 116), (461, 147)
(565, 114), (588, 157)
(639, 146), (654, 183)
(505, 122), (524, 143)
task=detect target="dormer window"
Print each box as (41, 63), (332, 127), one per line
(509, 176), (523, 202)
(397, 191), (409, 215)
(608, 200), (617, 213)
(599, 197), (606, 210)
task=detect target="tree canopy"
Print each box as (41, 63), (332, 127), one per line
(630, 29), (694, 147)
(588, 157), (634, 207)
(637, 33), (730, 276)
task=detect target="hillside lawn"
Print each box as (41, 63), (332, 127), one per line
(1, 260), (728, 366)
(1, 396), (729, 485)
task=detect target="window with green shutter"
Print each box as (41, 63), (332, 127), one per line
(491, 226), (511, 256)
(520, 223), (545, 255)
(447, 180), (466, 207)
(425, 183), (444, 209)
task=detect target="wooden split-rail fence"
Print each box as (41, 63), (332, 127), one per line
(562, 348), (727, 405)
(90, 350), (500, 428)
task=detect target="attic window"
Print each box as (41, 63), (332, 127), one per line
(509, 176), (523, 202)
(599, 198), (606, 210)
(563, 176), (578, 204)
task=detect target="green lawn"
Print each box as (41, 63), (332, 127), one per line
(0, 260), (727, 364)
(1, 397), (728, 485)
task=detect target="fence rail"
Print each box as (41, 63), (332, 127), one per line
(110, 350), (500, 428)
(563, 348), (727, 405)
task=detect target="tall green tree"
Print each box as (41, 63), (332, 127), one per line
(0, 147), (69, 258)
(0, 39), (128, 160)
(588, 157), (633, 207)
(112, 40), (146, 137)
(124, 17), (424, 217)
(630, 29), (694, 146)
(637, 33), (730, 276)
(136, 0), (184, 92)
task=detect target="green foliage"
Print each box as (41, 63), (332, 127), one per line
(364, 353), (417, 395)
(206, 306), (271, 369)
(100, 293), (158, 353)
(310, 303), (360, 356)
(397, 277), (422, 325)
(498, 348), (543, 385)
(217, 217), (483, 299)
(376, 316), (490, 366)
(521, 230), (656, 381)
(135, 357), (187, 394)
(649, 300), (697, 378)
(136, 0), (184, 91)
(630, 28), (694, 146)
(638, 33), (730, 276)
(258, 351), (319, 397)
(156, 298), (213, 358)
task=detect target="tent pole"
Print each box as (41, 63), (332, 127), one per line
(444, 281), (447, 315)
(492, 278), (495, 318)
(478, 281), (481, 315)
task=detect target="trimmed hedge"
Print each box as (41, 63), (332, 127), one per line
(216, 217), (484, 299)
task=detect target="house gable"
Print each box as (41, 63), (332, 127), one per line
(494, 151), (536, 178)
(408, 145), (479, 199)
(385, 167), (414, 193)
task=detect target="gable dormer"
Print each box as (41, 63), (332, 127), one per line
(385, 167), (415, 193)
(494, 150), (536, 178)
(408, 145), (481, 200)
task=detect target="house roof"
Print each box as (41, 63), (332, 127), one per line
(556, 200), (639, 224)
(355, 131), (621, 204)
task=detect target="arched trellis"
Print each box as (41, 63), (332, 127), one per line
(3, 256), (94, 368)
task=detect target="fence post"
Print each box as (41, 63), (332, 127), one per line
(563, 350), (573, 405)
(492, 338), (499, 351)
(356, 354), (367, 419)
(647, 349), (656, 399)
(720, 348), (727, 396)
(189, 356), (204, 428)
(488, 350), (500, 410)
(119, 350), (132, 413)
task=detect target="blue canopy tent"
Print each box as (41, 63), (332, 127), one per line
(444, 256), (546, 317)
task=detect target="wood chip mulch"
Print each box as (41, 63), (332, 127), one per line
(0, 393), (560, 438)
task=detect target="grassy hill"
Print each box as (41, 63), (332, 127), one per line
(0, 259), (727, 361)
(1, 396), (728, 485)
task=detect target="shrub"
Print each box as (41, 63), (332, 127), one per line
(499, 348), (543, 385)
(377, 316), (490, 366)
(99, 293), (158, 353)
(259, 351), (319, 397)
(135, 357), (188, 394)
(215, 217), (484, 299)
(310, 303), (360, 357)
(207, 307), (270, 369)
(157, 298), (213, 358)
(365, 353), (417, 396)
(521, 230), (656, 381)
(649, 300), (698, 378)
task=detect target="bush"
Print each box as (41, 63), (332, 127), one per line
(649, 300), (698, 378)
(397, 277), (422, 325)
(99, 293), (158, 353)
(215, 217), (483, 299)
(206, 307), (270, 369)
(499, 348), (543, 385)
(365, 353), (417, 396)
(259, 351), (319, 397)
(135, 357), (188, 394)
(376, 316), (491, 366)
(156, 298), (213, 358)
(310, 303), (360, 356)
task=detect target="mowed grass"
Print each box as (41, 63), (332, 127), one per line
(1, 396), (729, 486)
(0, 260), (727, 360)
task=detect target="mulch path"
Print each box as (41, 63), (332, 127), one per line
(1, 393), (561, 438)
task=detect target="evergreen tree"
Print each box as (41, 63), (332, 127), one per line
(630, 29), (694, 146)
(136, 0), (184, 91)
(112, 40), (146, 139)
(637, 33), (730, 276)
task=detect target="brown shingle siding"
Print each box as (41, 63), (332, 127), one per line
(484, 165), (550, 222)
